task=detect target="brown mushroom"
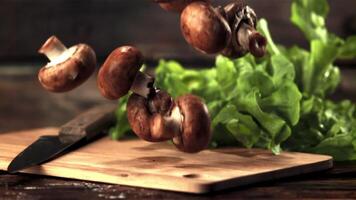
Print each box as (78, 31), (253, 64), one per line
(180, 1), (231, 54)
(221, 3), (267, 58)
(38, 36), (96, 92)
(127, 91), (178, 142)
(99, 45), (212, 153)
(237, 23), (267, 58)
(154, 0), (208, 13)
(173, 94), (211, 153)
(127, 92), (211, 153)
(97, 46), (154, 100)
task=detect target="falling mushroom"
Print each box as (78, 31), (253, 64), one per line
(221, 2), (267, 58)
(127, 92), (212, 153)
(38, 36), (96, 92)
(180, 1), (231, 54)
(98, 46), (212, 153)
(173, 94), (211, 153)
(126, 91), (177, 142)
(97, 46), (154, 100)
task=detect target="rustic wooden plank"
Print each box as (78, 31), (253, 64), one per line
(0, 128), (332, 193)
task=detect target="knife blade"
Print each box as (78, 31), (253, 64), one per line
(7, 104), (117, 173)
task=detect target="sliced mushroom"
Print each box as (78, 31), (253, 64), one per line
(38, 36), (96, 92)
(97, 46), (154, 100)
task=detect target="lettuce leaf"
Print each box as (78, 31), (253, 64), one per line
(339, 36), (356, 59)
(290, 0), (329, 42)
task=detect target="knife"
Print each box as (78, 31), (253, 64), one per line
(7, 104), (117, 173)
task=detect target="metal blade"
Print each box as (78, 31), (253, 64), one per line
(7, 135), (84, 173)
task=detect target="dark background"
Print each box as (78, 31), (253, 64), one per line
(0, 0), (356, 64)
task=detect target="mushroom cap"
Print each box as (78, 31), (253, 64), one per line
(127, 93), (153, 141)
(158, 0), (208, 13)
(180, 1), (230, 54)
(97, 46), (144, 100)
(38, 44), (96, 93)
(127, 93), (175, 142)
(173, 94), (211, 153)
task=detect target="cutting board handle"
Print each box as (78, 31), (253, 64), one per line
(59, 104), (117, 141)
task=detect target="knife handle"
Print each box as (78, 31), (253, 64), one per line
(59, 104), (117, 141)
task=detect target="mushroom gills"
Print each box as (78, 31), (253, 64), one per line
(45, 46), (77, 68)
(130, 72), (155, 98)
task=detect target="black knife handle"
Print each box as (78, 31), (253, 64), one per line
(59, 104), (117, 142)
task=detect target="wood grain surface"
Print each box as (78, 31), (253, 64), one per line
(0, 128), (332, 193)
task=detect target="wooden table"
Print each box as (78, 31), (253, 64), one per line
(1, 65), (356, 199)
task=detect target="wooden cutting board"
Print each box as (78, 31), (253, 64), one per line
(0, 128), (332, 194)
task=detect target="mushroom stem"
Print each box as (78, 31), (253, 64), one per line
(38, 36), (68, 62)
(248, 32), (267, 57)
(151, 105), (183, 141)
(168, 105), (184, 138)
(166, 106), (184, 144)
(130, 72), (155, 98)
(237, 23), (267, 57)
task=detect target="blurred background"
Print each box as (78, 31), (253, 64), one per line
(0, 0), (356, 132)
(1, 0), (356, 63)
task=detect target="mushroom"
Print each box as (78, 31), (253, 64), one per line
(173, 94), (212, 153)
(154, 0), (209, 13)
(127, 93), (211, 153)
(38, 36), (96, 92)
(97, 46), (154, 100)
(180, 1), (231, 54)
(98, 45), (212, 153)
(126, 91), (177, 142)
(236, 23), (267, 58)
(221, 2), (267, 58)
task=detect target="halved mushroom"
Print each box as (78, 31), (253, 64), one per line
(38, 36), (96, 92)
